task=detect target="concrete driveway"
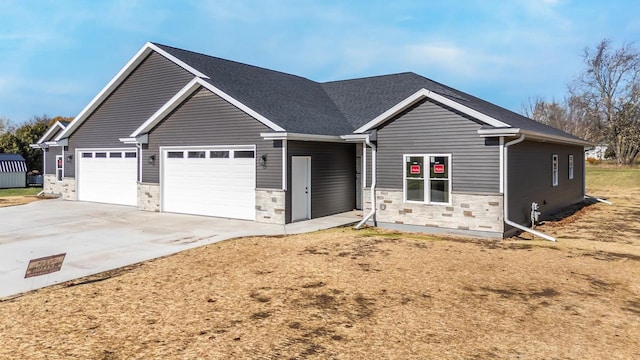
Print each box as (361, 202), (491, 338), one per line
(0, 199), (359, 298)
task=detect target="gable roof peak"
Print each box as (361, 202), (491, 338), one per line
(151, 42), (316, 83)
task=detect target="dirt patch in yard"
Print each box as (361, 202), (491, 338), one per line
(0, 189), (639, 358)
(0, 195), (42, 208)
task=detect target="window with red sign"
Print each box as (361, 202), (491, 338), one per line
(55, 155), (63, 182)
(404, 154), (450, 204)
(405, 156), (424, 201)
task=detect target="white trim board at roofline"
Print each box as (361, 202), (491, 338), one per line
(131, 77), (285, 137)
(477, 128), (593, 147)
(55, 42), (210, 142)
(36, 121), (68, 144)
(353, 88), (510, 134)
(260, 132), (344, 142)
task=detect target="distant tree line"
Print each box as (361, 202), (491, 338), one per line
(523, 39), (640, 165)
(0, 115), (73, 172)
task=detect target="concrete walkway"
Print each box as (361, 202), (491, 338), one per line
(0, 200), (360, 298)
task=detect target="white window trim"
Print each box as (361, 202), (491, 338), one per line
(568, 154), (574, 180)
(402, 153), (452, 205)
(552, 154), (559, 187)
(55, 155), (63, 182)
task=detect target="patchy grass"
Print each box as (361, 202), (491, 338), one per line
(0, 187), (49, 208)
(0, 187), (42, 197)
(0, 167), (638, 359)
(586, 167), (640, 190)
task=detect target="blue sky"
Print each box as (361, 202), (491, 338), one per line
(1, 0), (639, 124)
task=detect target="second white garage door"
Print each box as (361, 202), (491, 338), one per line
(77, 149), (138, 206)
(161, 147), (256, 220)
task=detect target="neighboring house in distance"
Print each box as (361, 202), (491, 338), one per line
(35, 42), (591, 239)
(0, 154), (27, 188)
(585, 145), (608, 160)
(30, 120), (70, 189)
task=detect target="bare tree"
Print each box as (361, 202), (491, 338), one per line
(0, 117), (13, 135)
(571, 39), (640, 165)
(522, 96), (597, 141)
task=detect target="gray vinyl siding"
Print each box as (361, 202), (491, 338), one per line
(143, 88), (281, 189)
(45, 126), (63, 142)
(286, 141), (356, 223)
(507, 140), (584, 226)
(65, 52), (194, 177)
(376, 98), (501, 193)
(43, 147), (61, 175)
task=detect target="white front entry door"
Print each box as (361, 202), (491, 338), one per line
(77, 149), (138, 206)
(291, 156), (311, 222)
(162, 147), (256, 220)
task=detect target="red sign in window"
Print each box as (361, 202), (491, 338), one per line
(410, 165), (421, 174)
(57, 159), (62, 167)
(433, 164), (445, 174)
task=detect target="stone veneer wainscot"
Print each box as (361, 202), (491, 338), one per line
(363, 188), (504, 237)
(137, 183), (160, 212)
(255, 189), (285, 224)
(43, 174), (76, 200)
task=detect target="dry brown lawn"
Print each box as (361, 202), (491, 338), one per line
(0, 195), (41, 208)
(1, 183), (639, 359)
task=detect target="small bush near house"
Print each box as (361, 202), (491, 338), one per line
(586, 157), (601, 165)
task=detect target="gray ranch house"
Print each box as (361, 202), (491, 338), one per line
(36, 42), (591, 239)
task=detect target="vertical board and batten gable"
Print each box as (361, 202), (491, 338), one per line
(375, 98), (501, 193)
(507, 140), (584, 225)
(65, 51), (194, 177)
(286, 141), (356, 223)
(143, 87), (282, 189)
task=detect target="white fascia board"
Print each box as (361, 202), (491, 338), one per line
(55, 42), (210, 142)
(477, 128), (521, 137)
(29, 143), (44, 149)
(478, 128), (593, 147)
(261, 132), (344, 142)
(354, 88), (510, 133)
(119, 134), (149, 144)
(37, 121), (67, 144)
(521, 131), (594, 147)
(132, 78), (284, 137)
(340, 134), (370, 142)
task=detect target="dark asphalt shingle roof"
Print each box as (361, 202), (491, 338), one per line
(155, 44), (352, 136)
(154, 43), (584, 142)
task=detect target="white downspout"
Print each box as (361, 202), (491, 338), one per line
(355, 136), (376, 229)
(504, 134), (556, 242)
(136, 142), (142, 183)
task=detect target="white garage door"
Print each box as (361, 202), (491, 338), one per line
(77, 149), (138, 206)
(162, 147), (256, 220)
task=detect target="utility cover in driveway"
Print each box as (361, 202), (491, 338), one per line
(161, 147), (256, 220)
